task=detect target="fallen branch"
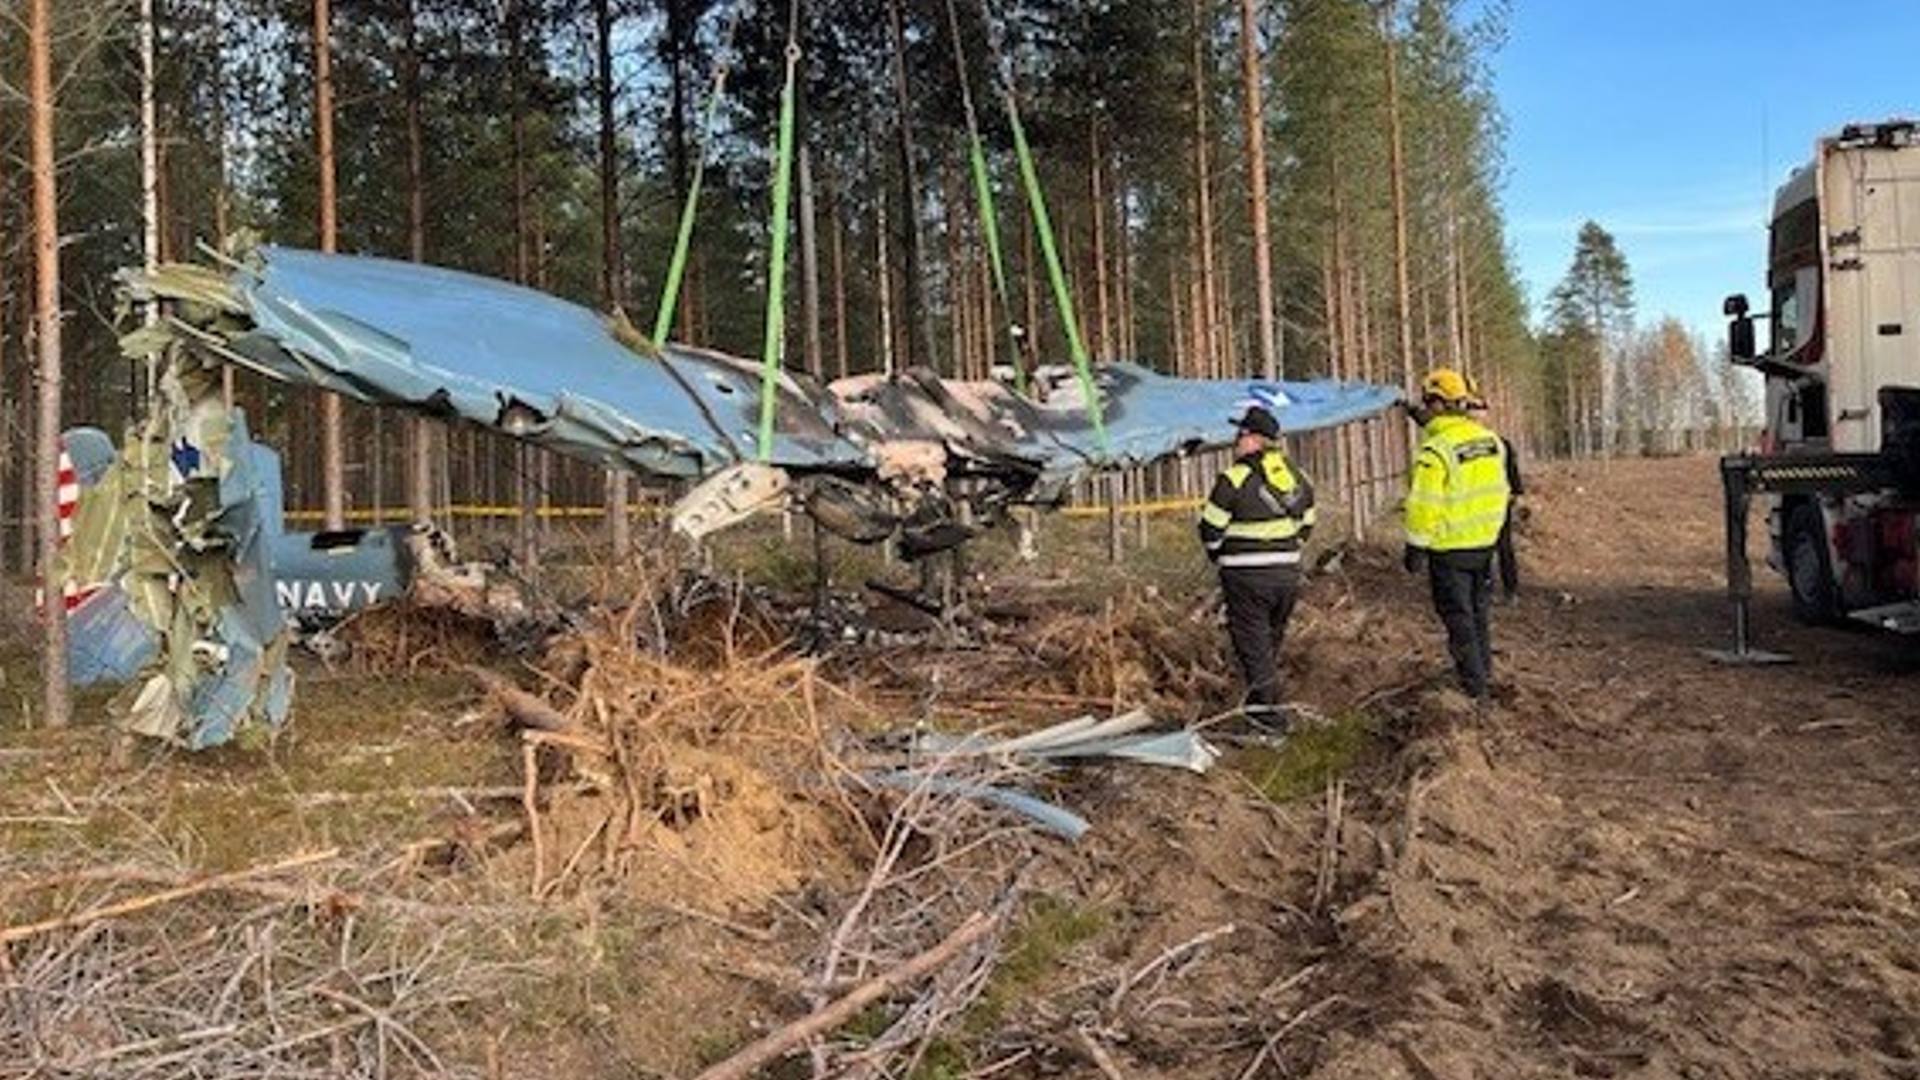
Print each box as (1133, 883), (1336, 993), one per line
(522, 743), (545, 897)
(1107, 923), (1236, 1014)
(691, 911), (997, 1080)
(1313, 779), (1345, 912)
(522, 727), (610, 757)
(0, 849), (341, 946)
(1236, 995), (1346, 1080)
(467, 665), (574, 732)
(297, 783), (587, 807)
(1077, 1029), (1128, 1080)
(661, 900), (777, 943)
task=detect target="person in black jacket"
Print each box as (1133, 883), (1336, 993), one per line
(1496, 436), (1524, 600)
(1198, 406), (1317, 725)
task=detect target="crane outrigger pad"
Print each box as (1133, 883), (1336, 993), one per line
(1701, 645), (1794, 666)
(1713, 452), (1905, 665)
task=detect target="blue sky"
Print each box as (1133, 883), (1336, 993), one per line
(1491, 1), (1917, 337)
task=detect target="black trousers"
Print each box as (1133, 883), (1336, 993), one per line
(1220, 566), (1300, 711)
(1495, 511), (1519, 598)
(1428, 548), (1494, 698)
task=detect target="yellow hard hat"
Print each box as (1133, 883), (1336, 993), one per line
(1420, 368), (1472, 405)
(1463, 372), (1489, 408)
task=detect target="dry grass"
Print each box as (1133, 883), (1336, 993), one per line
(0, 820), (543, 1078)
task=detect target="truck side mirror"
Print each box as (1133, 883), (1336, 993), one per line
(1729, 315), (1756, 361)
(1724, 294), (1756, 361)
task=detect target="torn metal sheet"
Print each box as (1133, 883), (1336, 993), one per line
(671, 462), (793, 540)
(124, 248), (1399, 550)
(831, 366), (1399, 499)
(127, 248), (863, 477)
(56, 363), (295, 747)
(863, 771), (1090, 842)
(61, 421), (535, 719)
(906, 709), (1221, 774)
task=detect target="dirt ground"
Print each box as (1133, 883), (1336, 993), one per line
(3, 454), (1918, 1079)
(1330, 455), (1920, 1080)
(904, 453), (1920, 1080)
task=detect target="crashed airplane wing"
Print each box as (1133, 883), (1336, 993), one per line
(128, 247), (1400, 540)
(139, 247), (865, 477)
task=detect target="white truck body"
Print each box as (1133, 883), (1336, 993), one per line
(1814, 131), (1920, 453)
(1741, 122), (1920, 630)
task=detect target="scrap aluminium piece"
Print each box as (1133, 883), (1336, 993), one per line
(60, 322), (294, 748)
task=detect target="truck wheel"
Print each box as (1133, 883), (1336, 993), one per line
(1785, 503), (1842, 626)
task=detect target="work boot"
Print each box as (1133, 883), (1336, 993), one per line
(1242, 704), (1292, 738)
(1214, 703), (1291, 743)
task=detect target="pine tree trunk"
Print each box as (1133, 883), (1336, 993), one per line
(1216, 223), (1236, 376)
(1441, 193), (1462, 367)
(0, 148), (10, 577)
(1187, 240), (1204, 378)
(1419, 277), (1435, 374)
(30, 0), (67, 725)
(141, 0), (159, 310)
(213, 4), (235, 409)
(1381, 0), (1415, 390)
(595, 0), (629, 556)
(980, 241), (995, 377)
(1022, 208), (1040, 373)
(1323, 239), (1353, 522)
(799, 142), (825, 379)
(509, 0), (529, 283)
(1591, 300), (1608, 458)
(830, 175), (850, 380)
(315, 0), (345, 531)
(886, 0), (934, 368)
(1238, 0), (1278, 378)
(666, 0), (692, 197)
(1457, 232), (1476, 376)
(943, 162), (964, 376)
(829, 173), (850, 379)
(404, 0), (433, 526)
(1190, 0), (1218, 379)
(1090, 124), (1112, 362)
(1169, 259), (1186, 373)
(509, 0), (537, 563)
(877, 186), (896, 375)
(1116, 184), (1134, 361)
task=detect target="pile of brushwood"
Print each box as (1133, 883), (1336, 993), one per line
(481, 561), (1080, 1075)
(3, 557), (1103, 1077)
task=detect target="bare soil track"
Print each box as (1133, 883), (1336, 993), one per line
(1291, 455), (1920, 1080)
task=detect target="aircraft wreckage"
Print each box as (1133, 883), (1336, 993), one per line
(62, 245), (1398, 747)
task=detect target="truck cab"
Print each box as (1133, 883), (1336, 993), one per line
(1724, 120), (1920, 630)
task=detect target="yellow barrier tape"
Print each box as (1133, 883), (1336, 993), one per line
(282, 504), (665, 525)
(1057, 497), (1204, 518)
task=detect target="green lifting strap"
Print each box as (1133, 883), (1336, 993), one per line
(757, 43), (801, 461)
(1005, 92), (1106, 449)
(968, 137), (1022, 393)
(651, 11), (739, 347)
(941, 0), (1024, 394)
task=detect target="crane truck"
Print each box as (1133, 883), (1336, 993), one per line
(1717, 119), (1920, 659)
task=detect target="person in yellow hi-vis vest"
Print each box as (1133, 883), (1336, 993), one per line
(1403, 368), (1512, 699)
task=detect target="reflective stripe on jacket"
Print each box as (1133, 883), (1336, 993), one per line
(1198, 448), (1317, 569)
(1405, 415), (1511, 552)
